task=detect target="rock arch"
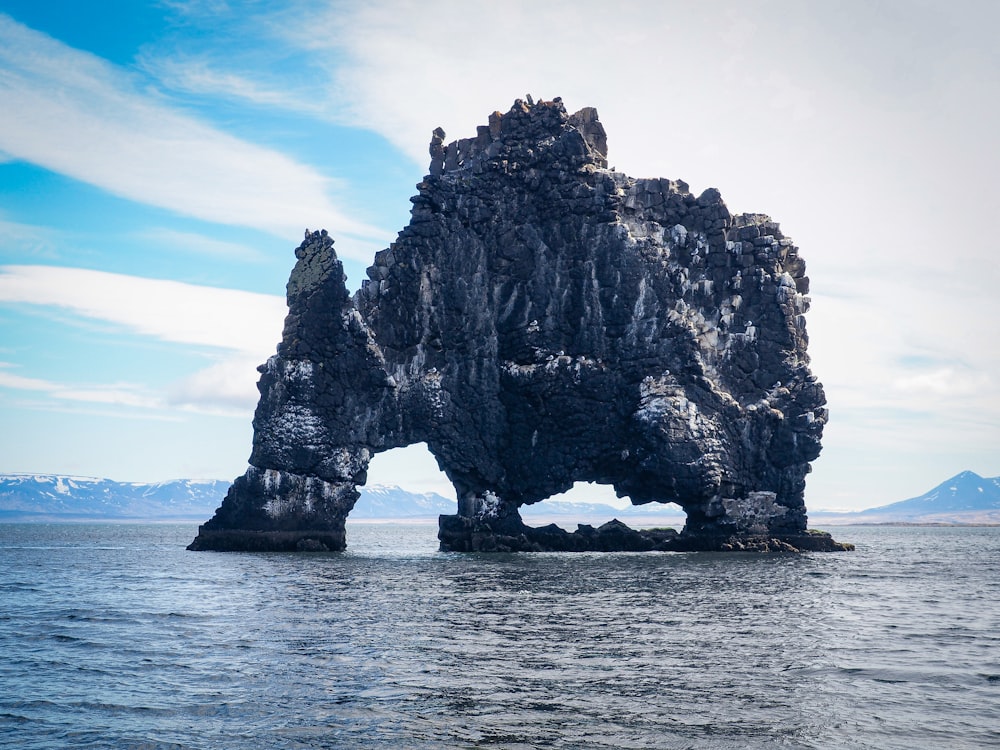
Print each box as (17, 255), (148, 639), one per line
(189, 98), (850, 553)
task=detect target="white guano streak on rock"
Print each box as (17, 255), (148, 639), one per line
(261, 467), (316, 518)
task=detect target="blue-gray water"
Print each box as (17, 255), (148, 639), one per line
(1, 523), (998, 749)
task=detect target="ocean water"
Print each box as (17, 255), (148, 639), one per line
(1, 523), (998, 749)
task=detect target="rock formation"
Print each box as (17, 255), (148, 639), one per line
(189, 97), (850, 553)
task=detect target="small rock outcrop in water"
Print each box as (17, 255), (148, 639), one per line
(189, 97), (850, 553)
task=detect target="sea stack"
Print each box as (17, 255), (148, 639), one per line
(189, 97), (850, 553)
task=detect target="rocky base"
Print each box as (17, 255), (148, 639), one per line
(668, 530), (854, 552)
(438, 514), (852, 553)
(187, 467), (357, 552)
(186, 528), (346, 552)
(439, 514), (680, 552)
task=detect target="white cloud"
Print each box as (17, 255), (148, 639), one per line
(0, 265), (286, 416)
(167, 355), (263, 414)
(0, 216), (63, 259)
(0, 353), (258, 418)
(892, 368), (991, 397)
(160, 0), (232, 16)
(0, 14), (382, 242)
(56, 385), (163, 410)
(281, 1), (843, 185)
(148, 55), (329, 116)
(0, 362), (163, 410)
(1, 217), (273, 266)
(0, 365), (53, 391)
(0, 265), (285, 356)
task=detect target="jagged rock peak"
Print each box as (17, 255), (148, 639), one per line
(428, 97), (609, 177)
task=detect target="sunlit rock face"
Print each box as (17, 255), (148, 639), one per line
(189, 97), (850, 553)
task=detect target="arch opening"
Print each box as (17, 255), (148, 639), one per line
(347, 443), (455, 543)
(520, 481), (685, 532)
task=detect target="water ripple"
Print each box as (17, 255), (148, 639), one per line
(1, 523), (999, 748)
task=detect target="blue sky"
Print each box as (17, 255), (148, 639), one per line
(0, 0), (997, 511)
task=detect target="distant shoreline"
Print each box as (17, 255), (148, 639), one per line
(814, 521), (1000, 528)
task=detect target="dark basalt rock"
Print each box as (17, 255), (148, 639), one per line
(189, 97), (851, 554)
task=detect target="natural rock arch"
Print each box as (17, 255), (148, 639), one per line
(189, 97), (850, 553)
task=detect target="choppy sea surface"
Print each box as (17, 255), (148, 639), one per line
(1, 522), (998, 749)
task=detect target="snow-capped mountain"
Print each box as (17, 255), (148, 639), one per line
(0, 474), (455, 521)
(859, 471), (1000, 516)
(0, 473), (684, 523)
(351, 485), (454, 518)
(0, 474), (230, 520)
(811, 471), (1000, 525)
(521, 499), (685, 522)
(7, 470), (996, 525)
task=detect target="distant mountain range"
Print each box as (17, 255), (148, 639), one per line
(2, 471), (998, 525)
(350, 488), (683, 522)
(350, 485), (454, 519)
(0, 473), (682, 523)
(520, 499), (684, 524)
(0, 474), (455, 521)
(0, 475), (232, 521)
(0, 474), (683, 523)
(811, 471), (1000, 525)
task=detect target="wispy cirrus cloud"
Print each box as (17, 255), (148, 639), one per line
(0, 362), (163, 410)
(148, 55), (329, 116)
(0, 365), (54, 392)
(0, 216), (63, 259)
(0, 355), (254, 418)
(0, 265), (285, 415)
(892, 367), (991, 397)
(0, 13), (381, 242)
(159, 0), (232, 15)
(0, 265), (284, 355)
(166, 355), (264, 413)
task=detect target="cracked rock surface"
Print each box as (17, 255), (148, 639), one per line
(189, 97), (850, 553)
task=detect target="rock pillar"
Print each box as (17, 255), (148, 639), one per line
(190, 98), (851, 554)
